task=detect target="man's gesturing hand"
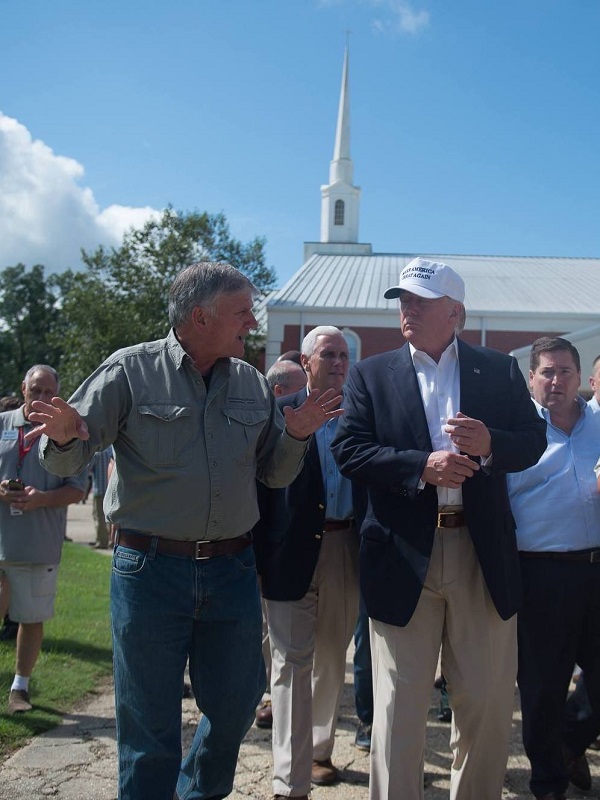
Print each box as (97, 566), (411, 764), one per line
(421, 450), (479, 489)
(283, 388), (343, 440)
(444, 412), (492, 458)
(25, 398), (89, 446)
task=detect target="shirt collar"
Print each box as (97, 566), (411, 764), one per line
(409, 336), (459, 367)
(534, 394), (587, 425)
(166, 328), (188, 369)
(11, 406), (28, 427)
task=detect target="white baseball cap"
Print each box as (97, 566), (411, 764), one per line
(384, 257), (465, 303)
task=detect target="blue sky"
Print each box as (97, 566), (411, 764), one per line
(1, 0), (599, 287)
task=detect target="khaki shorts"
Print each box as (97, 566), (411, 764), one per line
(0, 562), (59, 623)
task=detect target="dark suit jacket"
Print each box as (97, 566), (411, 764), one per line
(331, 339), (547, 627)
(253, 388), (332, 601)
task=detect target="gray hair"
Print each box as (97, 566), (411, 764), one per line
(301, 326), (345, 358)
(168, 261), (257, 328)
(266, 360), (306, 391)
(23, 364), (60, 392)
(455, 303), (466, 334)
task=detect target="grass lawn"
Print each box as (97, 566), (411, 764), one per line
(0, 543), (113, 758)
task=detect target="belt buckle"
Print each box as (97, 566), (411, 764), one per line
(437, 511), (448, 528)
(194, 541), (211, 561)
(590, 550), (600, 564)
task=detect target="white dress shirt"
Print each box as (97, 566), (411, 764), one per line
(410, 338), (462, 507)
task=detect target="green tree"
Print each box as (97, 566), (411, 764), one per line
(0, 264), (63, 396)
(55, 207), (274, 394)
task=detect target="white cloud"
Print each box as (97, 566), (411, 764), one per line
(0, 112), (161, 271)
(370, 0), (429, 35)
(318, 0), (429, 35)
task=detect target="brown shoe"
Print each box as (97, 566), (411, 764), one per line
(255, 698), (273, 729)
(8, 689), (32, 714)
(311, 758), (339, 785)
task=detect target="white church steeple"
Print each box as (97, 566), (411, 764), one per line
(320, 46), (361, 243)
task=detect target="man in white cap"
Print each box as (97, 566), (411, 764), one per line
(332, 257), (547, 800)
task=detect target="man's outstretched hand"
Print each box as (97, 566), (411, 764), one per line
(25, 398), (89, 446)
(283, 388), (344, 440)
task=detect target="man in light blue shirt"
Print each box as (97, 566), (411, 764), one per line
(587, 354), (600, 412)
(254, 326), (359, 800)
(508, 337), (600, 800)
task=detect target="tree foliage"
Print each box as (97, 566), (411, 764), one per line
(51, 208), (273, 393)
(0, 264), (64, 396)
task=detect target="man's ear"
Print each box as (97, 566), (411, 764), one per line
(194, 306), (208, 327)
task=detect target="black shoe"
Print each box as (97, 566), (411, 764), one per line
(534, 794), (566, 800)
(355, 721), (372, 751)
(563, 744), (591, 791)
(0, 615), (18, 641)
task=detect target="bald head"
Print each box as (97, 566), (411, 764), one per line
(266, 360), (307, 397)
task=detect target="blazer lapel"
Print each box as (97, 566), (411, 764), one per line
(387, 345), (433, 452)
(290, 388), (321, 475)
(457, 339), (483, 419)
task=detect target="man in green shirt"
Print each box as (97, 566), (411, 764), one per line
(29, 262), (341, 800)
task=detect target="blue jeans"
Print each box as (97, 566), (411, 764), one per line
(111, 538), (265, 800)
(353, 595), (373, 725)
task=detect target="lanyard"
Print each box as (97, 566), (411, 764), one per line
(16, 426), (35, 478)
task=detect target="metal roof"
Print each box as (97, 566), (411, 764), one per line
(268, 252), (600, 317)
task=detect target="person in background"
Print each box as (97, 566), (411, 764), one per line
(277, 350), (303, 366)
(353, 597), (373, 751)
(587, 354), (600, 412)
(509, 337), (600, 800)
(254, 326), (359, 800)
(255, 358), (309, 730)
(0, 394), (23, 642)
(0, 365), (87, 714)
(28, 262), (341, 800)
(266, 359), (307, 398)
(88, 446), (114, 549)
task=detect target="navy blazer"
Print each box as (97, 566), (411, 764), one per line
(331, 339), (547, 627)
(253, 388), (335, 601)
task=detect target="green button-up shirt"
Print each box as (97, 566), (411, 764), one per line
(40, 330), (308, 541)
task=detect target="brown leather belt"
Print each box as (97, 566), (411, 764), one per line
(437, 510), (466, 529)
(323, 519), (354, 532)
(520, 549), (600, 564)
(117, 529), (252, 560)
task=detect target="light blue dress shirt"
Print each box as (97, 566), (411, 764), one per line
(507, 396), (600, 552)
(316, 417), (353, 521)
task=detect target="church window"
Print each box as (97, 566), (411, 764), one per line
(342, 328), (361, 365)
(334, 199), (345, 226)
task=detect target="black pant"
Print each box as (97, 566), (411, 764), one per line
(517, 555), (600, 797)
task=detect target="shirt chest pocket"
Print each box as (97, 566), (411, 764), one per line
(137, 404), (192, 467)
(222, 408), (269, 466)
